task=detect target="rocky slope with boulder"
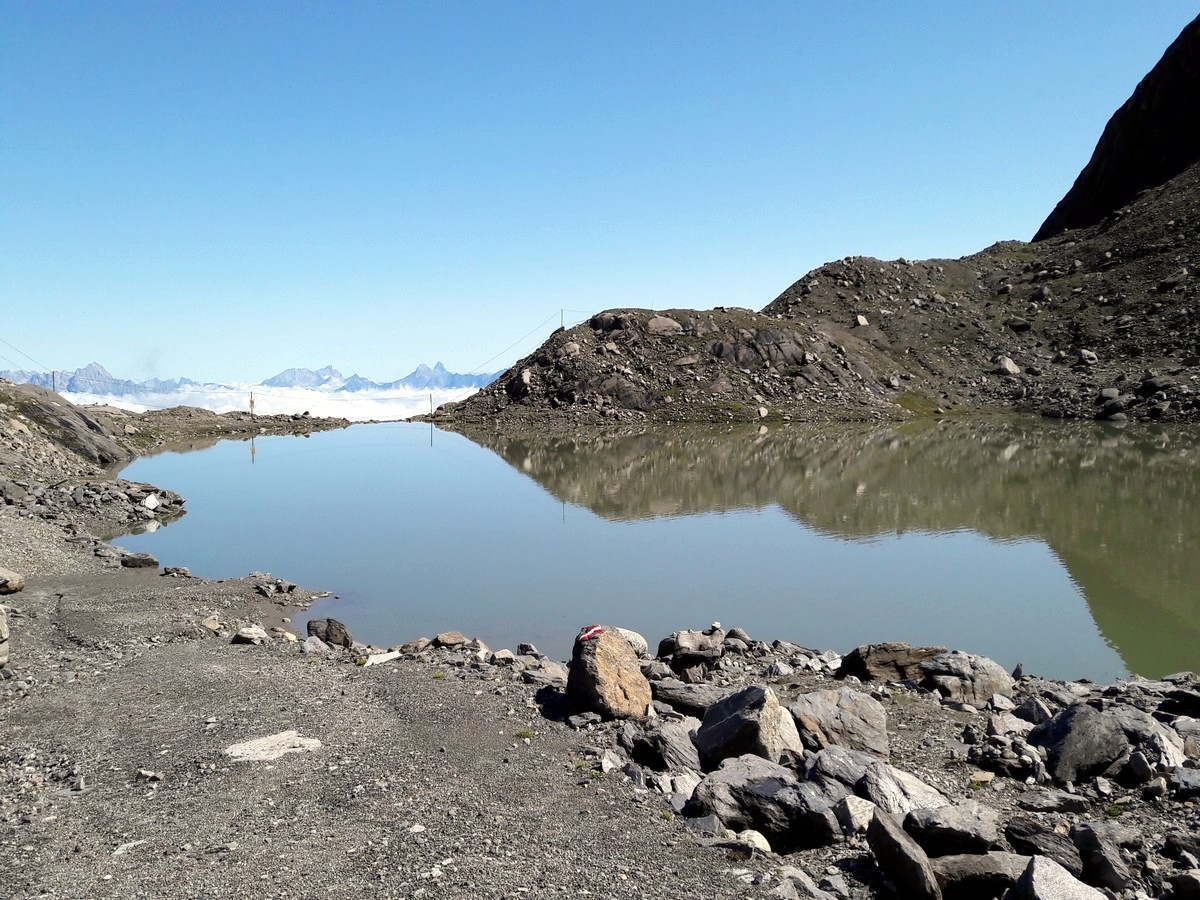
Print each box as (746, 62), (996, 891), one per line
(435, 15), (1200, 431)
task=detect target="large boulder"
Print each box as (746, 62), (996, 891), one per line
(657, 625), (726, 673)
(858, 761), (950, 817)
(684, 754), (842, 852)
(904, 802), (1002, 857)
(867, 809), (942, 900)
(918, 650), (1014, 705)
(694, 684), (803, 768)
(930, 852), (1030, 900)
(307, 617), (353, 649)
(838, 642), (946, 682)
(567, 625), (652, 720)
(789, 688), (889, 757)
(1028, 704), (1131, 784)
(650, 679), (736, 718)
(0, 566), (25, 595)
(1005, 817), (1085, 879)
(619, 716), (702, 773)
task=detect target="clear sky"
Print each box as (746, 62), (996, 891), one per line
(3, 2), (1196, 384)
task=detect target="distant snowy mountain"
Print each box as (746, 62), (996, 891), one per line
(336, 361), (501, 392)
(261, 365), (344, 389)
(0, 362), (200, 396)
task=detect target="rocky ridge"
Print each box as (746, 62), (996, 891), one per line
(435, 16), (1200, 431)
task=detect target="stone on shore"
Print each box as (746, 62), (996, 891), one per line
(650, 679), (735, 718)
(866, 809), (943, 900)
(657, 625), (726, 673)
(1028, 704), (1131, 784)
(618, 717), (702, 773)
(694, 684), (803, 768)
(838, 642), (947, 682)
(119, 551), (158, 569)
(788, 687), (889, 757)
(232, 625), (270, 645)
(0, 566), (26, 594)
(307, 617), (353, 649)
(0, 604), (8, 668)
(567, 625), (652, 719)
(918, 650), (1014, 705)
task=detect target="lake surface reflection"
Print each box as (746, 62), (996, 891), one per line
(113, 419), (1200, 682)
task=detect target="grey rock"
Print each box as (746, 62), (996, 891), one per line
(833, 795), (877, 835)
(1170, 767), (1200, 800)
(232, 626), (270, 645)
(858, 761), (949, 817)
(1016, 790), (1090, 814)
(307, 617), (353, 649)
(838, 642), (946, 682)
(613, 626), (649, 658)
(866, 809), (942, 900)
(930, 852), (1029, 900)
(520, 659), (568, 688)
(650, 678), (735, 717)
(772, 866), (839, 900)
(1070, 823), (1129, 892)
(1012, 856), (1106, 899)
(0, 566), (26, 594)
(684, 754), (841, 852)
(567, 626), (652, 720)
(1170, 870), (1200, 900)
(300, 635), (330, 655)
(904, 801), (1002, 856)
(119, 551), (159, 569)
(1014, 696), (1055, 725)
(789, 688), (889, 757)
(1005, 817), (1085, 879)
(646, 315), (683, 336)
(1027, 704), (1130, 784)
(805, 745), (879, 793)
(1105, 703), (1186, 768)
(657, 626), (726, 672)
(919, 650), (1014, 705)
(620, 716), (702, 773)
(433, 630), (468, 647)
(694, 684), (803, 768)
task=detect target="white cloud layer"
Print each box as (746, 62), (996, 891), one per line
(62, 385), (479, 422)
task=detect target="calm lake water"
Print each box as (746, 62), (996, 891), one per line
(112, 419), (1200, 682)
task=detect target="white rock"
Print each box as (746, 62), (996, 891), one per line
(224, 730), (322, 762)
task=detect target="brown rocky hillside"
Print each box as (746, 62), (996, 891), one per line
(437, 16), (1200, 430)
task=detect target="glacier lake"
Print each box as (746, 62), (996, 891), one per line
(111, 418), (1200, 682)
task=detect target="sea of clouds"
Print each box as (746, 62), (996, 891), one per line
(61, 384), (479, 422)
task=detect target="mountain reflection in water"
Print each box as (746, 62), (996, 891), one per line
(463, 418), (1200, 680)
(114, 419), (1200, 681)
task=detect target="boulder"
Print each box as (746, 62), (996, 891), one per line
(694, 684), (803, 768)
(1012, 857), (1107, 900)
(619, 716), (702, 773)
(838, 642), (947, 682)
(650, 679), (735, 718)
(646, 315), (683, 336)
(613, 626), (649, 658)
(788, 688), (889, 757)
(567, 625), (652, 720)
(307, 617), (353, 649)
(1105, 703), (1186, 769)
(657, 625), (725, 672)
(1005, 817), (1085, 879)
(1028, 704), (1130, 784)
(866, 809), (943, 900)
(858, 761), (950, 817)
(804, 745), (879, 794)
(433, 630), (468, 647)
(930, 852), (1030, 900)
(904, 802), (1002, 857)
(1170, 767), (1200, 800)
(918, 650), (1014, 705)
(1070, 823), (1130, 892)
(232, 626), (270, 645)
(684, 754), (842, 852)
(120, 552), (159, 569)
(0, 566), (25, 595)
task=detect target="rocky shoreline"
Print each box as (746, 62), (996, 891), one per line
(2, 388), (1199, 899)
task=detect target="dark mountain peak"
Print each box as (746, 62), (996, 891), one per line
(1034, 14), (1200, 241)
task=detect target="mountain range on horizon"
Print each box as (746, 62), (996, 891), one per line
(0, 361), (501, 398)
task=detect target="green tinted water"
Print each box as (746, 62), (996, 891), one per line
(114, 419), (1200, 680)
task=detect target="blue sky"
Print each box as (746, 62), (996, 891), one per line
(3, 2), (1196, 383)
